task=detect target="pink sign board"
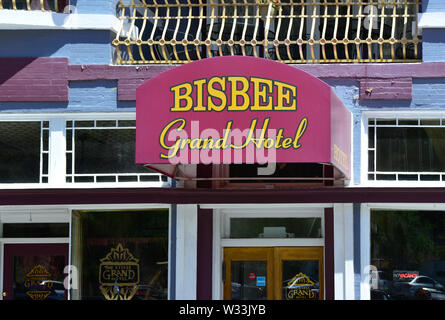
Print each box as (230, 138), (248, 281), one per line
(136, 56), (351, 178)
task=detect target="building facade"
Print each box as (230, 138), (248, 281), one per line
(0, 0), (444, 301)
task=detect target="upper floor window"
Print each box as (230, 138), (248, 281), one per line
(0, 121), (49, 184)
(367, 116), (445, 183)
(0, 0), (68, 12)
(65, 119), (162, 184)
(113, 0), (422, 64)
(0, 115), (169, 188)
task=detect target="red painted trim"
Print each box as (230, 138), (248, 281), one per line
(2, 187), (445, 205)
(324, 208), (334, 300)
(196, 207), (213, 300)
(2, 243), (69, 300)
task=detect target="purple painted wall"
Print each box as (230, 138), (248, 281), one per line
(0, 58), (68, 102)
(2, 58), (445, 103)
(360, 77), (413, 100)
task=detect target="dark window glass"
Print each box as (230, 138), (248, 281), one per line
(231, 261), (267, 300)
(71, 210), (169, 300)
(73, 129), (147, 174)
(3, 223), (69, 238)
(13, 255), (66, 300)
(229, 163), (325, 183)
(370, 211), (445, 300)
(1, 0), (68, 12)
(0, 122), (41, 183)
(230, 218), (322, 238)
(376, 127), (445, 172)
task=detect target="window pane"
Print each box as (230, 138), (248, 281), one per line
(370, 211), (445, 300)
(71, 210), (169, 300)
(74, 129), (146, 174)
(0, 122), (42, 183)
(13, 255), (66, 300)
(231, 261), (267, 300)
(376, 127), (445, 172)
(3, 223), (69, 238)
(283, 260), (319, 300)
(230, 218), (322, 238)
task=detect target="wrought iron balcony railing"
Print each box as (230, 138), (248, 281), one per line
(113, 0), (421, 64)
(0, 0), (67, 12)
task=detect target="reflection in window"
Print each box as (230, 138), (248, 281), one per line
(370, 210), (445, 300)
(368, 118), (445, 181)
(13, 255), (66, 300)
(0, 121), (48, 184)
(230, 218), (322, 238)
(66, 120), (167, 184)
(0, 0), (68, 12)
(3, 223), (69, 238)
(70, 210), (169, 300)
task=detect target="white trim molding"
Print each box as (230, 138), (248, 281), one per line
(0, 10), (121, 32)
(418, 12), (445, 30)
(360, 110), (445, 187)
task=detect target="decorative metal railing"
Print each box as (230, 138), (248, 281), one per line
(0, 0), (66, 12)
(113, 0), (421, 64)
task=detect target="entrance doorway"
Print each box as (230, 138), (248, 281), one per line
(223, 247), (324, 300)
(2, 243), (69, 300)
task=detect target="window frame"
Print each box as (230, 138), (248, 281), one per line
(0, 112), (169, 189)
(0, 119), (49, 185)
(361, 111), (445, 187)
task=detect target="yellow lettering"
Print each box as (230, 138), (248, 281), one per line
(282, 137), (293, 149)
(170, 83), (193, 112)
(193, 79), (207, 111)
(159, 118), (186, 159)
(251, 77), (273, 111)
(293, 117), (308, 149)
(275, 80), (297, 111)
(231, 119), (258, 149)
(228, 76), (250, 111)
(207, 77), (227, 111)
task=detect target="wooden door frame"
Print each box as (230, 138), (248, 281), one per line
(2, 243), (69, 300)
(223, 247), (274, 300)
(223, 246), (324, 300)
(273, 247), (324, 300)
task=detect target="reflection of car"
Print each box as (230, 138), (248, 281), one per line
(40, 280), (66, 300)
(371, 289), (391, 300)
(134, 284), (168, 300)
(390, 276), (445, 300)
(231, 282), (266, 300)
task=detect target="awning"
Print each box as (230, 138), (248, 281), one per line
(136, 56), (351, 179)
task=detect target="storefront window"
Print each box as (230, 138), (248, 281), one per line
(70, 210), (169, 300)
(370, 210), (445, 300)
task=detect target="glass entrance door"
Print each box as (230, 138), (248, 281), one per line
(2, 243), (69, 300)
(224, 247), (324, 300)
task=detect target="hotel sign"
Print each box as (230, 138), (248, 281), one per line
(136, 56), (351, 178)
